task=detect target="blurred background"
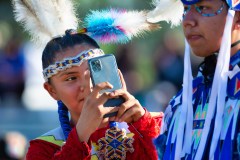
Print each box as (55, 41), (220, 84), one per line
(0, 0), (203, 159)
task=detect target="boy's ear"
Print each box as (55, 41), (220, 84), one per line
(234, 11), (240, 30)
(44, 82), (59, 100)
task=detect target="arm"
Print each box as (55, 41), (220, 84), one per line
(129, 109), (163, 138)
(127, 109), (163, 160)
(107, 69), (164, 159)
(108, 69), (163, 135)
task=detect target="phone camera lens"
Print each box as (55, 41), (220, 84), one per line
(91, 60), (101, 72)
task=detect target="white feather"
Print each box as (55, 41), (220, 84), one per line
(12, 0), (78, 46)
(114, 11), (155, 38)
(147, 0), (184, 26)
(53, 0), (79, 32)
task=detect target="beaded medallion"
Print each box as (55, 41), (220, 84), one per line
(98, 122), (134, 160)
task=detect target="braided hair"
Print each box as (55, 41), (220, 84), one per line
(198, 54), (217, 84)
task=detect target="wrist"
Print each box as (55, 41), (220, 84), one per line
(133, 107), (145, 122)
(76, 122), (92, 142)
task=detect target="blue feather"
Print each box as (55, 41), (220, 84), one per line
(84, 9), (129, 43)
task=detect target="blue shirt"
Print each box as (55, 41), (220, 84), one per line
(155, 51), (240, 160)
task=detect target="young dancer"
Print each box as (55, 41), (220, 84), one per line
(12, 0), (163, 159)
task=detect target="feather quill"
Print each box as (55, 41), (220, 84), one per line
(12, 0), (78, 46)
(82, 8), (159, 44)
(147, 0), (184, 26)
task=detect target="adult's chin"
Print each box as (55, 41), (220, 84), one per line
(191, 47), (215, 58)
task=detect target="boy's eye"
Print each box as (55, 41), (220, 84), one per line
(65, 76), (77, 81)
(183, 6), (190, 12)
(198, 6), (208, 11)
(184, 6), (189, 11)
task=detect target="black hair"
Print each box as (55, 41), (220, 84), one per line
(198, 54), (217, 84)
(42, 30), (100, 70)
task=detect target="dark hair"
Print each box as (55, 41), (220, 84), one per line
(42, 30), (100, 70)
(198, 54), (217, 84)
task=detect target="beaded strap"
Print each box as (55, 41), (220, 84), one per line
(43, 48), (104, 81)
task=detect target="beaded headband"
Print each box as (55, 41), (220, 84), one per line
(181, 0), (240, 10)
(42, 48), (104, 81)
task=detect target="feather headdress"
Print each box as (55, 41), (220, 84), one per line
(147, 0), (184, 26)
(79, 8), (159, 44)
(12, 0), (78, 46)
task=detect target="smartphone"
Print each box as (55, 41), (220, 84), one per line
(88, 54), (125, 117)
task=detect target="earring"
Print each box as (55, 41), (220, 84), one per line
(236, 24), (240, 29)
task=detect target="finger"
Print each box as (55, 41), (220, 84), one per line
(109, 89), (134, 101)
(116, 99), (138, 121)
(84, 70), (91, 80)
(118, 69), (127, 90)
(102, 106), (119, 118)
(85, 70), (93, 91)
(91, 82), (113, 98)
(95, 92), (111, 105)
(118, 106), (139, 122)
(109, 116), (116, 121)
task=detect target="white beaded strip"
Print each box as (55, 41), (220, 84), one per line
(42, 48), (104, 81)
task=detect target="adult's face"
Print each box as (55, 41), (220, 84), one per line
(182, 0), (228, 57)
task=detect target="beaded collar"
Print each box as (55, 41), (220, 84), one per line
(198, 50), (240, 82)
(229, 49), (240, 69)
(42, 48), (104, 81)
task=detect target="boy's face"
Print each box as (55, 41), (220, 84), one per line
(182, 0), (228, 57)
(44, 44), (95, 120)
